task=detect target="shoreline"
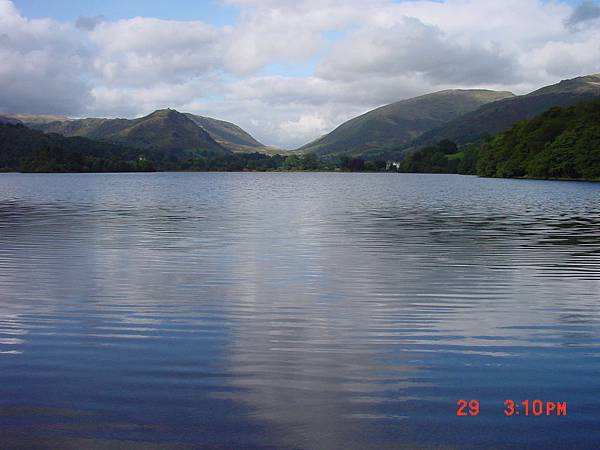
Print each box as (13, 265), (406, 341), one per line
(2, 170), (599, 182)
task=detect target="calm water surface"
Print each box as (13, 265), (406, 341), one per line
(1, 172), (599, 449)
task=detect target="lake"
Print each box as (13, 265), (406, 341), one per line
(1, 172), (599, 449)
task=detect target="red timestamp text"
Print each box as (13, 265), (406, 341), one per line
(456, 399), (567, 417)
(504, 399), (567, 417)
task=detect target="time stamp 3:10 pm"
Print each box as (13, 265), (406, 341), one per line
(456, 400), (567, 417)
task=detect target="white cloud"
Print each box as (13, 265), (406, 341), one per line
(317, 17), (519, 85)
(280, 113), (334, 142)
(1, 0), (600, 148)
(0, 0), (92, 115)
(88, 18), (222, 86)
(90, 77), (224, 118)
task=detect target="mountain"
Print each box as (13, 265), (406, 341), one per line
(0, 116), (22, 125)
(297, 89), (514, 159)
(184, 114), (266, 152)
(21, 110), (271, 154)
(0, 122), (152, 172)
(406, 74), (600, 152)
(31, 109), (229, 157)
(3, 114), (71, 125)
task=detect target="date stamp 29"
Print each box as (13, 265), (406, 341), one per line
(456, 399), (567, 417)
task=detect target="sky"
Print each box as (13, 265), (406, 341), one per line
(1, 0), (600, 148)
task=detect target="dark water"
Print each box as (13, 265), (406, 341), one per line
(1, 172), (599, 449)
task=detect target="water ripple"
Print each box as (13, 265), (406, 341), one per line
(0, 173), (599, 449)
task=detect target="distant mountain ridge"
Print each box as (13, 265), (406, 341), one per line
(19, 109), (268, 154)
(31, 109), (229, 156)
(405, 74), (600, 153)
(0, 116), (22, 125)
(0, 121), (286, 173)
(5, 73), (600, 162)
(184, 114), (265, 152)
(528, 74), (600, 96)
(298, 89), (515, 159)
(2, 114), (71, 125)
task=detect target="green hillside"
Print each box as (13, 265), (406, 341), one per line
(406, 74), (600, 152)
(297, 89), (514, 159)
(476, 99), (600, 180)
(0, 122), (289, 172)
(32, 109), (229, 157)
(25, 110), (271, 154)
(0, 123), (153, 172)
(184, 113), (267, 152)
(400, 99), (600, 181)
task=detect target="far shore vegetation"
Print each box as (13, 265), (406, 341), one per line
(1, 99), (599, 181)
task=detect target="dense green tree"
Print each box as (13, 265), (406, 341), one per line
(302, 153), (321, 170)
(475, 99), (600, 180)
(339, 157), (367, 171)
(398, 99), (600, 181)
(399, 141), (460, 173)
